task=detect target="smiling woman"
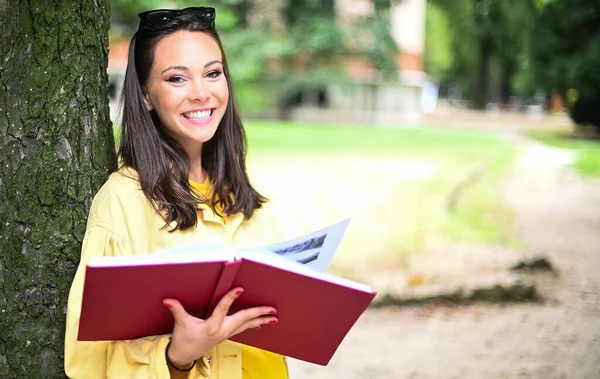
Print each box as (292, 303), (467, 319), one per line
(64, 7), (287, 379)
(142, 31), (229, 165)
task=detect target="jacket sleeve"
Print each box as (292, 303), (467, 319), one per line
(64, 226), (211, 379)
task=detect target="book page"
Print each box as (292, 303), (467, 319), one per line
(88, 243), (234, 267)
(235, 249), (372, 292)
(99, 219), (351, 272)
(251, 218), (350, 272)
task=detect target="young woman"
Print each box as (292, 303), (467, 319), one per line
(64, 7), (288, 379)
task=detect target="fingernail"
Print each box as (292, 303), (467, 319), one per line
(164, 302), (172, 309)
(235, 289), (243, 296)
(270, 319), (278, 324)
(269, 310), (277, 315)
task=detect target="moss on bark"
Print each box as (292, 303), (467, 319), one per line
(0, 1), (115, 377)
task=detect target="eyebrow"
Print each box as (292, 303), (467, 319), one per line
(161, 60), (223, 74)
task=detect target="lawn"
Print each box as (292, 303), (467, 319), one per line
(526, 129), (600, 178)
(244, 121), (521, 273)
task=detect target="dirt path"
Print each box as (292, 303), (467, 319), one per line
(287, 141), (600, 379)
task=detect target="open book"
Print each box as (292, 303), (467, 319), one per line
(77, 219), (376, 365)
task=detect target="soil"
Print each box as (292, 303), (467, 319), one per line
(287, 121), (600, 379)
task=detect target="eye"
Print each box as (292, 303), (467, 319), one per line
(166, 75), (185, 84)
(205, 70), (222, 79)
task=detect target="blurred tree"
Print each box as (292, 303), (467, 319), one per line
(0, 1), (116, 377)
(531, 1), (600, 128)
(490, 0), (537, 107)
(423, 4), (454, 84)
(426, 0), (478, 103)
(472, 0), (494, 110)
(426, 0), (538, 109)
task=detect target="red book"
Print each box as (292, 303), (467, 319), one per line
(78, 246), (376, 365)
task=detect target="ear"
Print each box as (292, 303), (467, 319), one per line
(142, 90), (154, 111)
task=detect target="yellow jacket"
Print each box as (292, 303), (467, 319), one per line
(64, 168), (287, 378)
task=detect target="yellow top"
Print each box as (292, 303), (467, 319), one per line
(189, 179), (288, 379)
(64, 167), (288, 379)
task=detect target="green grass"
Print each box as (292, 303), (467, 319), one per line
(440, 148), (522, 249)
(527, 129), (600, 178)
(243, 120), (522, 270)
(245, 120), (510, 157)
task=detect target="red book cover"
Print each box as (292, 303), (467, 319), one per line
(207, 260), (241, 316)
(78, 259), (225, 341)
(227, 257), (376, 365)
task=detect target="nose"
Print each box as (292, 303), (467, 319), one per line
(189, 79), (210, 102)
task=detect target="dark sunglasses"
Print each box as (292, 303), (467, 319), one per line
(138, 7), (216, 29)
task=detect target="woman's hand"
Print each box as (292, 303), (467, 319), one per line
(163, 287), (277, 367)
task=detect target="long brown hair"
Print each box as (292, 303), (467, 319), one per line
(118, 11), (266, 231)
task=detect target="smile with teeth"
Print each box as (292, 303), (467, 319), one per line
(183, 109), (213, 120)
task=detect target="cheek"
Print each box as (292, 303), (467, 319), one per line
(215, 81), (229, 104)
(150, 88), (184, 113)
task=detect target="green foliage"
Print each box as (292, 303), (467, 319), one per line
(349, 13), (400, 75)
(425, 0), (483, 96)
(530, 2), (600, 126)
(534, 0), (558, 10)
(425, 0), (600, 124)
(423, 3), (454, 81)
(424, 0), (548, 102)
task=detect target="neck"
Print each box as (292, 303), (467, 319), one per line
(189, 161), (206, 183)
(184, 144), (205, 183)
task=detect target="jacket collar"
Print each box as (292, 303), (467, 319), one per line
(198, 204), (245, 238)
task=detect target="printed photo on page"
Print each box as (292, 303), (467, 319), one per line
(258, 218), (350, 272)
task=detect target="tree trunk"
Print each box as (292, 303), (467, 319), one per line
(472, 36), (491, 110)
(500, 58), (516, 109)
(473, 0), (491, 110)
(0, 1), (115, 377)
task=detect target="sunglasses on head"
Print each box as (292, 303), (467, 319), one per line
(138, 7), (216, 29)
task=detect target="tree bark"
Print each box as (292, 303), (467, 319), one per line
(0, 0), (115, 377)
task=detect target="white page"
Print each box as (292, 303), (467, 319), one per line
(88, 246), (235, 267)
(111, 219), (351, 272)
(251, 218), (350, 272)
(236, 249), (372, 292)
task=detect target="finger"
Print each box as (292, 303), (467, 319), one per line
(209, 287), (244, 324)
(163, 298), (190, 324)
(230, 316), (278, 337)
(227, 306), (277, 327)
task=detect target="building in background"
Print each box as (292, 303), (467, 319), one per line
(288, 0), (428, 125)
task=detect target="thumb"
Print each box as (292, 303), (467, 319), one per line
(163, 298), (188, 323)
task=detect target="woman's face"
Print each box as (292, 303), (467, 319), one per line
(143, 30), (229, 155)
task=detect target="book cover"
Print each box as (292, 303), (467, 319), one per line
(78, 258), (225, 341)
(227, 256), (375, 365)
